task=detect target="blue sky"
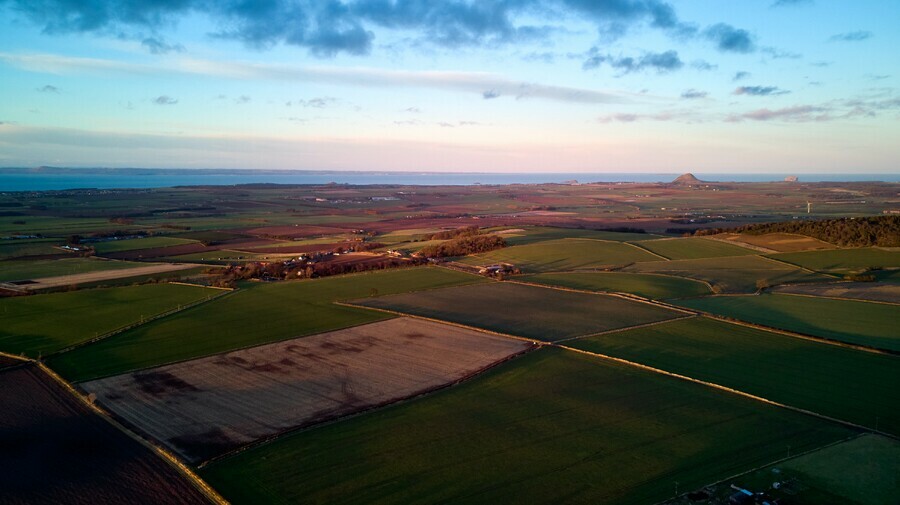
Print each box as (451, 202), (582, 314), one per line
(0, 0), (897, 173)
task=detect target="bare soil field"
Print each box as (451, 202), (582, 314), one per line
(103, 238), (272, 260)
(0, 364), (209, 505)
(773, 281), (900, 304)
(82, 318), (531, 463)
(16, 262), (203, 290)
(719, 233), (836, 252)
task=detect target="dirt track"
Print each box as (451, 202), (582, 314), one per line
(15, 263), (203, 290)
(83, 317), (531, 463)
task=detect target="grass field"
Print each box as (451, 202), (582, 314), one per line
(769, 247), (900, 273)
(91, 236), (197, 254)
(631, 237), (755, 260)
(0, 258), (144, 282)
(0, 283), (218, 357)
(774, 435), (900, 504)
(567, 317), (900, 435)
(713, 435), (900, 505)
(500, 226), (664, 245)
(718, 233), (835, 252)
(0, 238), (63, 259)
(202, 347), (852, 505)
(520, 272), (710, 299)
(677, 294), (900, 351)
(84, 318), (530, 462)
(48, 268), (484, 382)
(458, 238), (661, 272)
(355, 282), (684, 341)
(624, 255), (829, 293)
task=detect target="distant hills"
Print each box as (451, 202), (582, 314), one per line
(672, 173), (703, 185)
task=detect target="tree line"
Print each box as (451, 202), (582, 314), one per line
(694, 215), (899, 247)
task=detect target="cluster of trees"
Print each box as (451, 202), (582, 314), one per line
(695, 216), (899, 247)
(419, 234), (506, 258)
(428, 226), (481, 240)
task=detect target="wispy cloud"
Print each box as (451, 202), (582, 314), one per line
(728, 105), (829, 122)
(733, 86), (790, 96)
(36, 84), (60, 93)
(680, 89), (708, 99)
(141, 37), (185, 55)
(829, 30), (872, 42)
(153, 95), (178, 105)
(703, 23), (755, 53)
(0, 52), (629, 105)
(771, 0), (813, 7)
(583, 49), (683, 74)
(733, 71), (750, 81)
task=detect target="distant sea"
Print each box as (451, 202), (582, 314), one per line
(1, 169), (898, 191)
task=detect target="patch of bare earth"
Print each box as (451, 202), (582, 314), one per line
(19, 263), (202, 290)
(83, 318), (531, 463)
(0, 364), (209, 505)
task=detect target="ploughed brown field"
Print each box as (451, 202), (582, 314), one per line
(101, 239), (272, 260)
(83, 318), (531, 463)
(0, 364), (209, 505)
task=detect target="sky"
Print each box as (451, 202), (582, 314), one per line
(0, 0), (898, 173)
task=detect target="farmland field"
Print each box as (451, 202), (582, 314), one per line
(519, 272), (711, 299)
(773, 435), (900, 504)
(567, 317), (900, 435)
(631, 237), (754, 260)
(0, 238), (63, 259)
(718, 233), (835, 252)
(83, 318), (531, 462)
(202, 348), (852, 505)
(91, 236), (197, 254)
(0, 364), (209, 505)
(457, 238), (660, 272)
(678, 293), (900, 351)
(773, 281), (900, 304)
(0, 257), (145, 282)
(769, 247), (900, 273)
(624, 255), (829, 293)
(354, 281), (680, 341)
(49, 267), (484, 382)
(709, 435), (900, 505)
(498, 226), (664, 245)
(0, 283), (220, 357)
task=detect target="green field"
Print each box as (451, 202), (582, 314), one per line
(678, 294), (900, 351)
(354, 281), (682, 341)
(0, 258), (145, 282)
(458, 238), (660, 272)
(718, 435), (900, 505)
(500, 226), (664, 246)
(625, 255), (829, 293)
(0, 284), (218, 357)
(769, 247), (900, 273)
(202, 348), (851, 505)
(0, 238), (63, 259)
(568, 317), (900, 435)
(91, 236), (197, 254)
(520, 272), (710, 299)
(632, 237), (755, 260)
(48, 268), (484, 382)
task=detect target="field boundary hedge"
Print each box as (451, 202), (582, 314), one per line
(623, 240), (673, 260)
